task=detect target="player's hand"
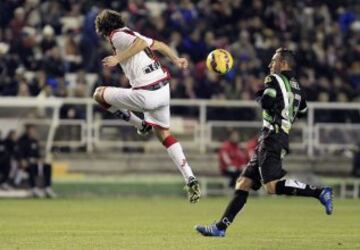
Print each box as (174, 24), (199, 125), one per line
(174, 58), (188, 70)
(102, 55), (119, 67)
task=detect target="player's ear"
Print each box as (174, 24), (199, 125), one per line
(281, 59), (288, 69)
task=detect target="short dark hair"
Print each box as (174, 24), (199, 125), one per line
(276, 48), (295, 68)
(95, 9), (125, 37)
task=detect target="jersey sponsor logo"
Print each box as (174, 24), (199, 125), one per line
(142, 61), (161, 74)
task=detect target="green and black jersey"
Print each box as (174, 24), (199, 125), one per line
(258, 70), (307, 134)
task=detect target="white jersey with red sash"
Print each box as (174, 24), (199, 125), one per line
(109, 27), (169, 88)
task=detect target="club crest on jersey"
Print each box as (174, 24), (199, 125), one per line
(264, 76), (272, 84)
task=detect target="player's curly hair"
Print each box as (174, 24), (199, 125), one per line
(95, 9), (125, 37)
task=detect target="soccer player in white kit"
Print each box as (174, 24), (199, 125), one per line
(93, 9), (200, 203)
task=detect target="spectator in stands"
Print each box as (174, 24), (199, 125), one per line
(4, 130), (20, 186)
(28, 70), (47, 96)
(0, 131), (11, 190)
(63, 30), (82, 72)
(17, 125), (56, 198)
(0, 42), (14, 95)
(79, 6), (100, 72)
(40, 25), (57, 54)
(42, 47), (66, 79)
(61, 70), (87, 119)
(9, 7), (26, 38)
(17, 80), (30, 97)
(218, 130), (249, 187)
(40, 1), (63, 34)
(9, 27), (38, 71)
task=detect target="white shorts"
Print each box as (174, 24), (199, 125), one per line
(103, 84), (170, 129)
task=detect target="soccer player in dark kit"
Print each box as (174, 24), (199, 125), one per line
(195, 48), (333, 237)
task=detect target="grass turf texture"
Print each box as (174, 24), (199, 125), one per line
(0, 197), (359, 250)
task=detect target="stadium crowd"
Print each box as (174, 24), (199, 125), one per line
(0, 0), (359, 107)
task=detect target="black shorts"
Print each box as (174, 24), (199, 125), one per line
(241, 129), (289, 191)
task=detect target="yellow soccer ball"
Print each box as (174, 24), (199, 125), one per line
(206, 49), (234, 74)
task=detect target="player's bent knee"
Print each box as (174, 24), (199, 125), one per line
(93, 88), (100, 102)
(154, 127), (171, 141)
(235, 177), (252, 191)
(93, 87), (112, 109)
(93, 87), (103, 103)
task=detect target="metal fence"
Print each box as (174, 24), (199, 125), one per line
(0, 97), (359, 159)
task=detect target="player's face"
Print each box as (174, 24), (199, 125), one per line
(268, 53), (282, 74)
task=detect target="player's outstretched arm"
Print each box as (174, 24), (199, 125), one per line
(102, 38), (148, 67)
(151, 40), (188, 69)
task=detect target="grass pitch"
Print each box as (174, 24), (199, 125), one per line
(0, 197), (359, 250)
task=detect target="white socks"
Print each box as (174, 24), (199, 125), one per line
(163, 135), (195, 183)
(107, 106), (143, 129)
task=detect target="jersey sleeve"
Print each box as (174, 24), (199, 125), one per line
(111, 30), (154, 50)
(297, 95), (308, 118)
(134, 31), (154, 47)
(258, 75), (278, 110)
(111, 31), (137, 50)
